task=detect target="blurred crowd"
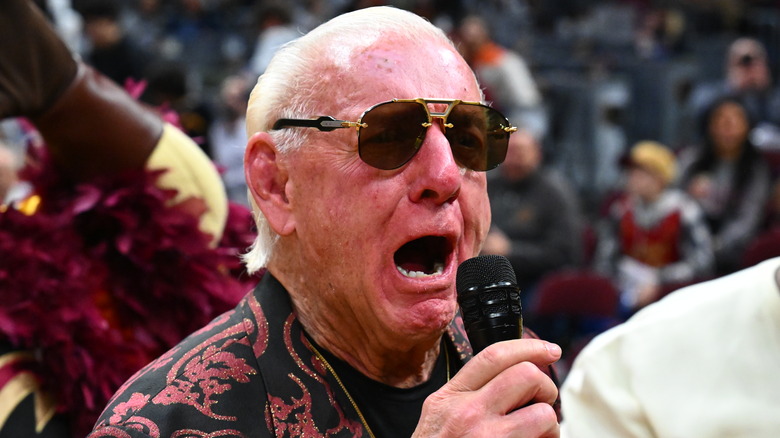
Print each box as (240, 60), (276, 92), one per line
(3, 0), (780, 374)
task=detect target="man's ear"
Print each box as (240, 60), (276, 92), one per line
(245, 131), (295, 236)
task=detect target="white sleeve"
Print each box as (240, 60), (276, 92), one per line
(560, 329), (655, 438)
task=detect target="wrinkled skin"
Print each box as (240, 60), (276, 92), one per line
(246, 32), (560, 437)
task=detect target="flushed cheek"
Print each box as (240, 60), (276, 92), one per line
(318, 183), (395, 254)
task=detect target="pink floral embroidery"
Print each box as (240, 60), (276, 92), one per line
(96, 416), (161, 438)
(267, 375), (322, 436)
(152, 345), (256, 420)
(86, 425), (135, 437)
(110, 392), (150, 423)
(246, 293), (269, 358)
(268, 319), (363, 436)
(165, 322), (249, 382)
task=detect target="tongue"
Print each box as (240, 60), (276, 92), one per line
(399, 260), (429, 274)
(396, 244), (433, 274)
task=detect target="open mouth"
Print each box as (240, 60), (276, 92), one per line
(394, 236), (452, 278)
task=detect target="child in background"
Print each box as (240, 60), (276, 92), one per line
(594, 141), (714, 313)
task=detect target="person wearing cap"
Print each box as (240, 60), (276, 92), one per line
(593, 141), (714, 313)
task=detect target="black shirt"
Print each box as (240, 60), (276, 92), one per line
(313, 338), (461, 438)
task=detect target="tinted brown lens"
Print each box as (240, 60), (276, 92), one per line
(358, 102), (429, 170)
(446, 104), (510, 171)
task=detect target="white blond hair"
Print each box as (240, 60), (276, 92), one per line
(242, 6), (464, 273)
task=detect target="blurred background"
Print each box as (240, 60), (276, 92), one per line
(5, 0), (775, 212)
(4, 0), (780, 376)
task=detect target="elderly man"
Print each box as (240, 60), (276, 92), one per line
(89, 6), (561, 438)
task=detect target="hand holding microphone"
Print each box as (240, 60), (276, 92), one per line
(413, 255), (561, 437)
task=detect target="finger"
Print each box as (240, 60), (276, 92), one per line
(504, 402), (560, 438)
(449, 339), (561, 392)
(480, 361), (559, 414)
(464, 402), (559, 438)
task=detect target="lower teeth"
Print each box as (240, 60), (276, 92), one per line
(397, 262), (444, 278)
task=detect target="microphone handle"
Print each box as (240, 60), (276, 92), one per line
(458, 282), (523, 354)
(466, 318), (524, 354)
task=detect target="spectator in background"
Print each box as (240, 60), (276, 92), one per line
(247, 3), (300, 76)
(483, 129), (583, 299)
(633, 6), (687, 60)
(457, 14), (548, 139)
(77, 0), (152, 86)
(121, 0), (167, 55)
(161, 0), (223, 69)
(408, 0), (466, 35)
(209, 74), (251, 205)
(140, 60), (214, 158)
(594, 141), (713, 313)
(686, 37), (780, 149)
(678, 95), (771, 275)
(35, 0), (83, 52)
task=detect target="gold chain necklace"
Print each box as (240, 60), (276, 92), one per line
(308, 341), (451, 438)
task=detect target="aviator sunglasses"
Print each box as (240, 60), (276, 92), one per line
(272, 98), (517, 171)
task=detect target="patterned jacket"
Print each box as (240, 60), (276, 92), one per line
(88, 273), (483, 437)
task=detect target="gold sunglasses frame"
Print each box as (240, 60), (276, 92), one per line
(271, 98), (517, 171)
(272, 98), (518, 135)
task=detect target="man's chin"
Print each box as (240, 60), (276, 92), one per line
(393, 300), (457, 338)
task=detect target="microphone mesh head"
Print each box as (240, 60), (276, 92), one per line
(456, 255), (517, 294)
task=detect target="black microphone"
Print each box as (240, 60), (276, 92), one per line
(456, 255), (523, 354)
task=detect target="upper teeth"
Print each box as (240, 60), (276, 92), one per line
(397, 263), (444, 278)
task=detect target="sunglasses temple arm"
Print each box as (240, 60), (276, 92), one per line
(272, 116), (348, 132)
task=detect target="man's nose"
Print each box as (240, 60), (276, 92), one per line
(406, 123), (462, 204)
